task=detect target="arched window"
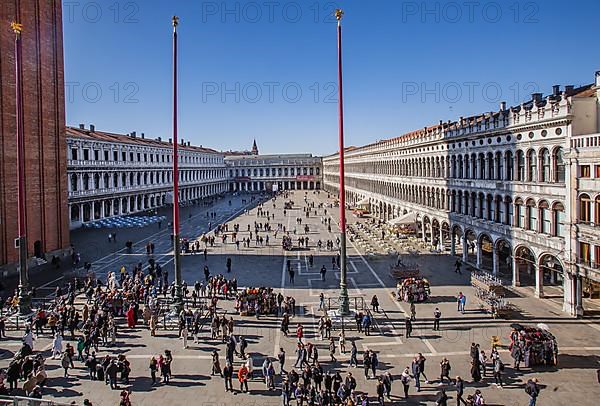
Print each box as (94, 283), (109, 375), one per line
(596, 196), (600, 226)
(540, 149), (550, 182)
(505, 151), (513, 180)
(526, 199), (537, 230)
(554, 147), (565, 182)
(515, 198), (525, 227)
(552, 202), (566, 237)
(579, 194), (591, 223)
(527, 150), (537, 182)
(93, 174), (100, 189)
(539, 200), (550, 233)
(516, 150), (525, 181)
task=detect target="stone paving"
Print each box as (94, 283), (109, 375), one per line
(1, 191), (600, 405)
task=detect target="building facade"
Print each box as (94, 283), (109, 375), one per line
(225, 154), (322, 192)
(323, 72), (600, 316)
(0, 0), (69, 270)
(66, 126), (229, 229)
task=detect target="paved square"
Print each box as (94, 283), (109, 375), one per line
(2, 191), (599, 405)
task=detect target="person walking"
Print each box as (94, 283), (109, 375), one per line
(525, 378), (540, 406)
(493, 356), (504, 388)
(439, 358), (452, 384)
(382, 371), (393, 399)
(433, 308), (442, 331)
(400, 367), (411, 399)
(455, 376), (465, 405)
(371, 295), (380, 313)
(338, 330), (346, 354)
(411, 355), (422, 391)
(278, 347), (286, 375)
(320, 265), (327, 281)
(212, 350), (223, 377)
(371, 350), (379, 379)
(329, 337), (337, 362)
(376, 377), (385, 405)
(223, 361), (234, 392)
(405, 317), (413, 338)
(349, 341), (358, 367)
(410, 302), (416, 321)
(436, 388), (449, 406)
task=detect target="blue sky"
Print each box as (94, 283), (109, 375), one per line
(63, 0), (600, 155)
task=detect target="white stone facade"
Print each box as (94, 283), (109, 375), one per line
(225, 154), (322, 192)
(66, 126), (229, 229)
(324, 72), (600, 316)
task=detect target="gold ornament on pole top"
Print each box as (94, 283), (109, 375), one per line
(335, 9), (344, 21)
(11, 22), (23, 35)
(172, 15), (179, 31)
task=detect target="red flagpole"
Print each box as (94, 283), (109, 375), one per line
(335, 9), (349, 315)
(172, 16), (183, 296)
(12, 20), (31, 315)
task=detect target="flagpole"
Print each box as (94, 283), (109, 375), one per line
(12, 20), (31, 316)
(171, 16), (183, 312)
(335, 9), (350, 316)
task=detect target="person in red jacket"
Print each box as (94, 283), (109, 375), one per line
(238, 364), (249, 393)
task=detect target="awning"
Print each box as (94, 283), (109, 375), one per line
(389, 212), (417, 225)
(356, 197), (370, 206)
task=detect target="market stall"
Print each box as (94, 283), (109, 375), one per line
(235, 287), (277, 316)
(395, 277), (430, 302)
(509, 324), (558, 367)
(471, 270), (513, 318)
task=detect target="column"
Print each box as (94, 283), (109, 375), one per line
(439, 227), (444, 251)
(450, 234), (456, 256)
(575, 275), (584, 317)
(492, 248), (499, 276)
(462, 237), (468, 262)
(79, 205), (84, 223)
(534, 265), (544, 298)
(563, 273), (576, 316)
(512, 256), (520, 287)
(476, 240), (482, 268)
(421, 222), (426, 242)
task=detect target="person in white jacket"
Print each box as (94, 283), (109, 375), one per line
(51, 333), (63, 359)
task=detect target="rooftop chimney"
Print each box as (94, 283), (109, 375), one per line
(131, 131), (136, 138)
(157, 137), (162, 142)
(181, 139), (185, 146)
(89, 124), (95, 132)
(531, 93), (542, 103)
(187, 141), (191, 146)
(168, 138), (172, 144)
(564, 85), (574, 95)
(78, 123), (85, 130)
(141, 133), (145, 139)
(500, 101), (506, 111)
(595, 71), (600, 87)
(552, 85), (560, 96)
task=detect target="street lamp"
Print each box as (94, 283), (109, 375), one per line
(171, 16), (183, 312)
(12, 20), (31, 316)
(335, 9), (350, 316)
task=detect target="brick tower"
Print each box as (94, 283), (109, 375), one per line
(0, 0), (69, 271)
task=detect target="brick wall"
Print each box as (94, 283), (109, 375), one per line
(0, 0), (69, 269)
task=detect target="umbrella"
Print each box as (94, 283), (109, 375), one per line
(510, 323), (524, 330)
(536, 323), (550, 331)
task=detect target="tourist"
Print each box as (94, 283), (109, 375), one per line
(329, 337), (337, 362)
(223, 361), (234, 392)
(493, 356), (504, 388)
(439, 358), (452, 384)
(436, 388), (449, 406)
(410, 302), (416, 321)
(338, 331), (346, 353)
(433, 307), (441, 330)
(238, 363), (249, 393)
(349, 341), (358, 367)
(149, 357), (158, 385)
(400, 367), (411, 399)
(455, 376), (465, 405)
(376, 377), (385, 405)
(526, 377), (540, 405)
(211, 350), (223, 377)
(371, 295), (380, 313)
(277, 347), (286, 374)
(405, 317), (413, 338)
